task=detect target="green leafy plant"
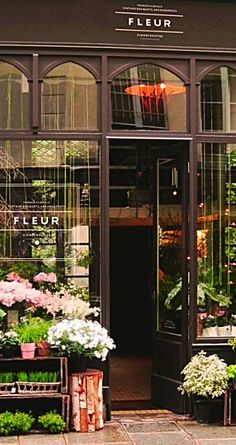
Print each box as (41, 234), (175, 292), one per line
(38, 411), (65, 433)
(16, 372), (28, 382)
(16, 317), (52, 343)
(178, 351), (228, 399)
(0, 411), (35, 436)
(227, 364), (236, 383)
(17, 371), (59, 383)
(0, 373), (14, 383)
(0, 309), (6, 326)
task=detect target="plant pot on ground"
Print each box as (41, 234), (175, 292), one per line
(178, 351), (228, 424)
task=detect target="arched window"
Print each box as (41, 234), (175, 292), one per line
(0, 62), (29, 129)
(200, 66), (236, 132)
(41, 62), (98, 130)
(111, 63), (186, 131)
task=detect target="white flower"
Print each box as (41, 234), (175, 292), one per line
(48, 318), (116, 359)
(178, 351), (228, 398)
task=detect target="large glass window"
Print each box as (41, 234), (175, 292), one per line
(200, 67), (236, 132)
(197, 143), (236, 337)
(42, 63), (98, 130)
(0, 62), (29, 129)
(0, 140), (100, 308)
(111, 63), (186, 131)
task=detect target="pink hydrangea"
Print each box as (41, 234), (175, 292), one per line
(33, 272), (48, 283)
(46, 272), (57, 283)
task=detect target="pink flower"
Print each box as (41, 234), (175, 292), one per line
(6, 272), (21, 282)
(218, 310), (226, 317)
(33, 272), (48, 283)
(46, 273), (57, 283)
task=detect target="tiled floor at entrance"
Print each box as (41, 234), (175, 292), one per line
(110, 355), (152, 402)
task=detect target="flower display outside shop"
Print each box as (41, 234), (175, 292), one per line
(47, 319), (115, 360)
(178, 351), (228, 399)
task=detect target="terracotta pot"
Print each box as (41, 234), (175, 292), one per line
(36, 341), (50, 357)
(20, 343), (36, 359)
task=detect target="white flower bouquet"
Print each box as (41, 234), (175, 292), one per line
(178, 351), (228, 398)
(47, 319), (115, 361)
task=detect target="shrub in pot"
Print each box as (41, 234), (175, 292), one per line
(178, 351), (228, 423)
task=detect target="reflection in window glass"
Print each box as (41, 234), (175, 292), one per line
(0, 140), (100, 310)
(197, 143), (236, 338)
(200, 67), (236, 132)
(42, 63), (98, 130)
(0, 62), (29, 129)
(111, 63), (186, 131)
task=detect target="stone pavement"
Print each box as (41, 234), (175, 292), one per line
(1, 416), (236, 445)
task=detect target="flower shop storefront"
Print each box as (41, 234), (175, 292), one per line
(1, 0), (236, 424)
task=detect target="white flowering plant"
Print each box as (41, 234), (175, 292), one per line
(178, 351), (228, 398)
(47, 319), (116, 361)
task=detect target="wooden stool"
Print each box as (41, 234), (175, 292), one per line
(70, 368), (103, 432)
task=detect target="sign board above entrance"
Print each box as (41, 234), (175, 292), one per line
(0, 0), (235, 51)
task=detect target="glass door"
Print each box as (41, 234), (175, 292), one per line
(151, 144), (189, 413)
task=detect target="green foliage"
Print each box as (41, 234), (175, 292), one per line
(38, 411), (66, 433)
(0, 411), (35, 436)
(0, 309), (6, 325)
(0, 373), (14, 383)
(228, 337), (236, 350)
(16, 317), (52, 343)
(77, 249), (94, 269)
(16, 372), (28, 382)
(17, 371), (59, 383)
(7, 262), (39, 281)
(227, 364), (236, 381)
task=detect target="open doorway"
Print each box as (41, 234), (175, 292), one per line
(109, 139), (189, 412)
(110, 226), (153, 409)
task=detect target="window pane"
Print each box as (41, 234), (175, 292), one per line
(200, 67), (236, 132)
(111, 63), (186, 131)
(0, 140), (100, 311)
(0, 62), (29, 129)
(42, 63), (98, 130)
(197, 143), (236, 338)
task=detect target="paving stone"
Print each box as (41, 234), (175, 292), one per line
(66, 424), (130, 444)
(0, 438), (18, 445)
(180, 423), (236, 440)
(19, 434), (65, 445)
(124, 421), (179, 433)
(198, 441), (236, 445)
(129, 432), (194, 445)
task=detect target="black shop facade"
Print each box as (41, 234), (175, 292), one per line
(0, 0), (236, 415)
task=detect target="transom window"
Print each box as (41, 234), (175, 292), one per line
(111, 63), (186, 131)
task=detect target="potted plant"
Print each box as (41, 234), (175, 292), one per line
(201, 314), (217, 337)
(227, 364), (236, 389)
(0, 330), (20, 357)
(16, 317), (52, 359)
(47, 318), (116, 373)
(216, 310), (231, 337)
(178, 351), (228, 423)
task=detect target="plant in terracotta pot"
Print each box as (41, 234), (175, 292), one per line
(0, 330), (20, 358)
(178, 351), (228, 423)
(16, 317), (52, 359)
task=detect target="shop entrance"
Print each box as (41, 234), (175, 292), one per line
(110, 140), (189, 412)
